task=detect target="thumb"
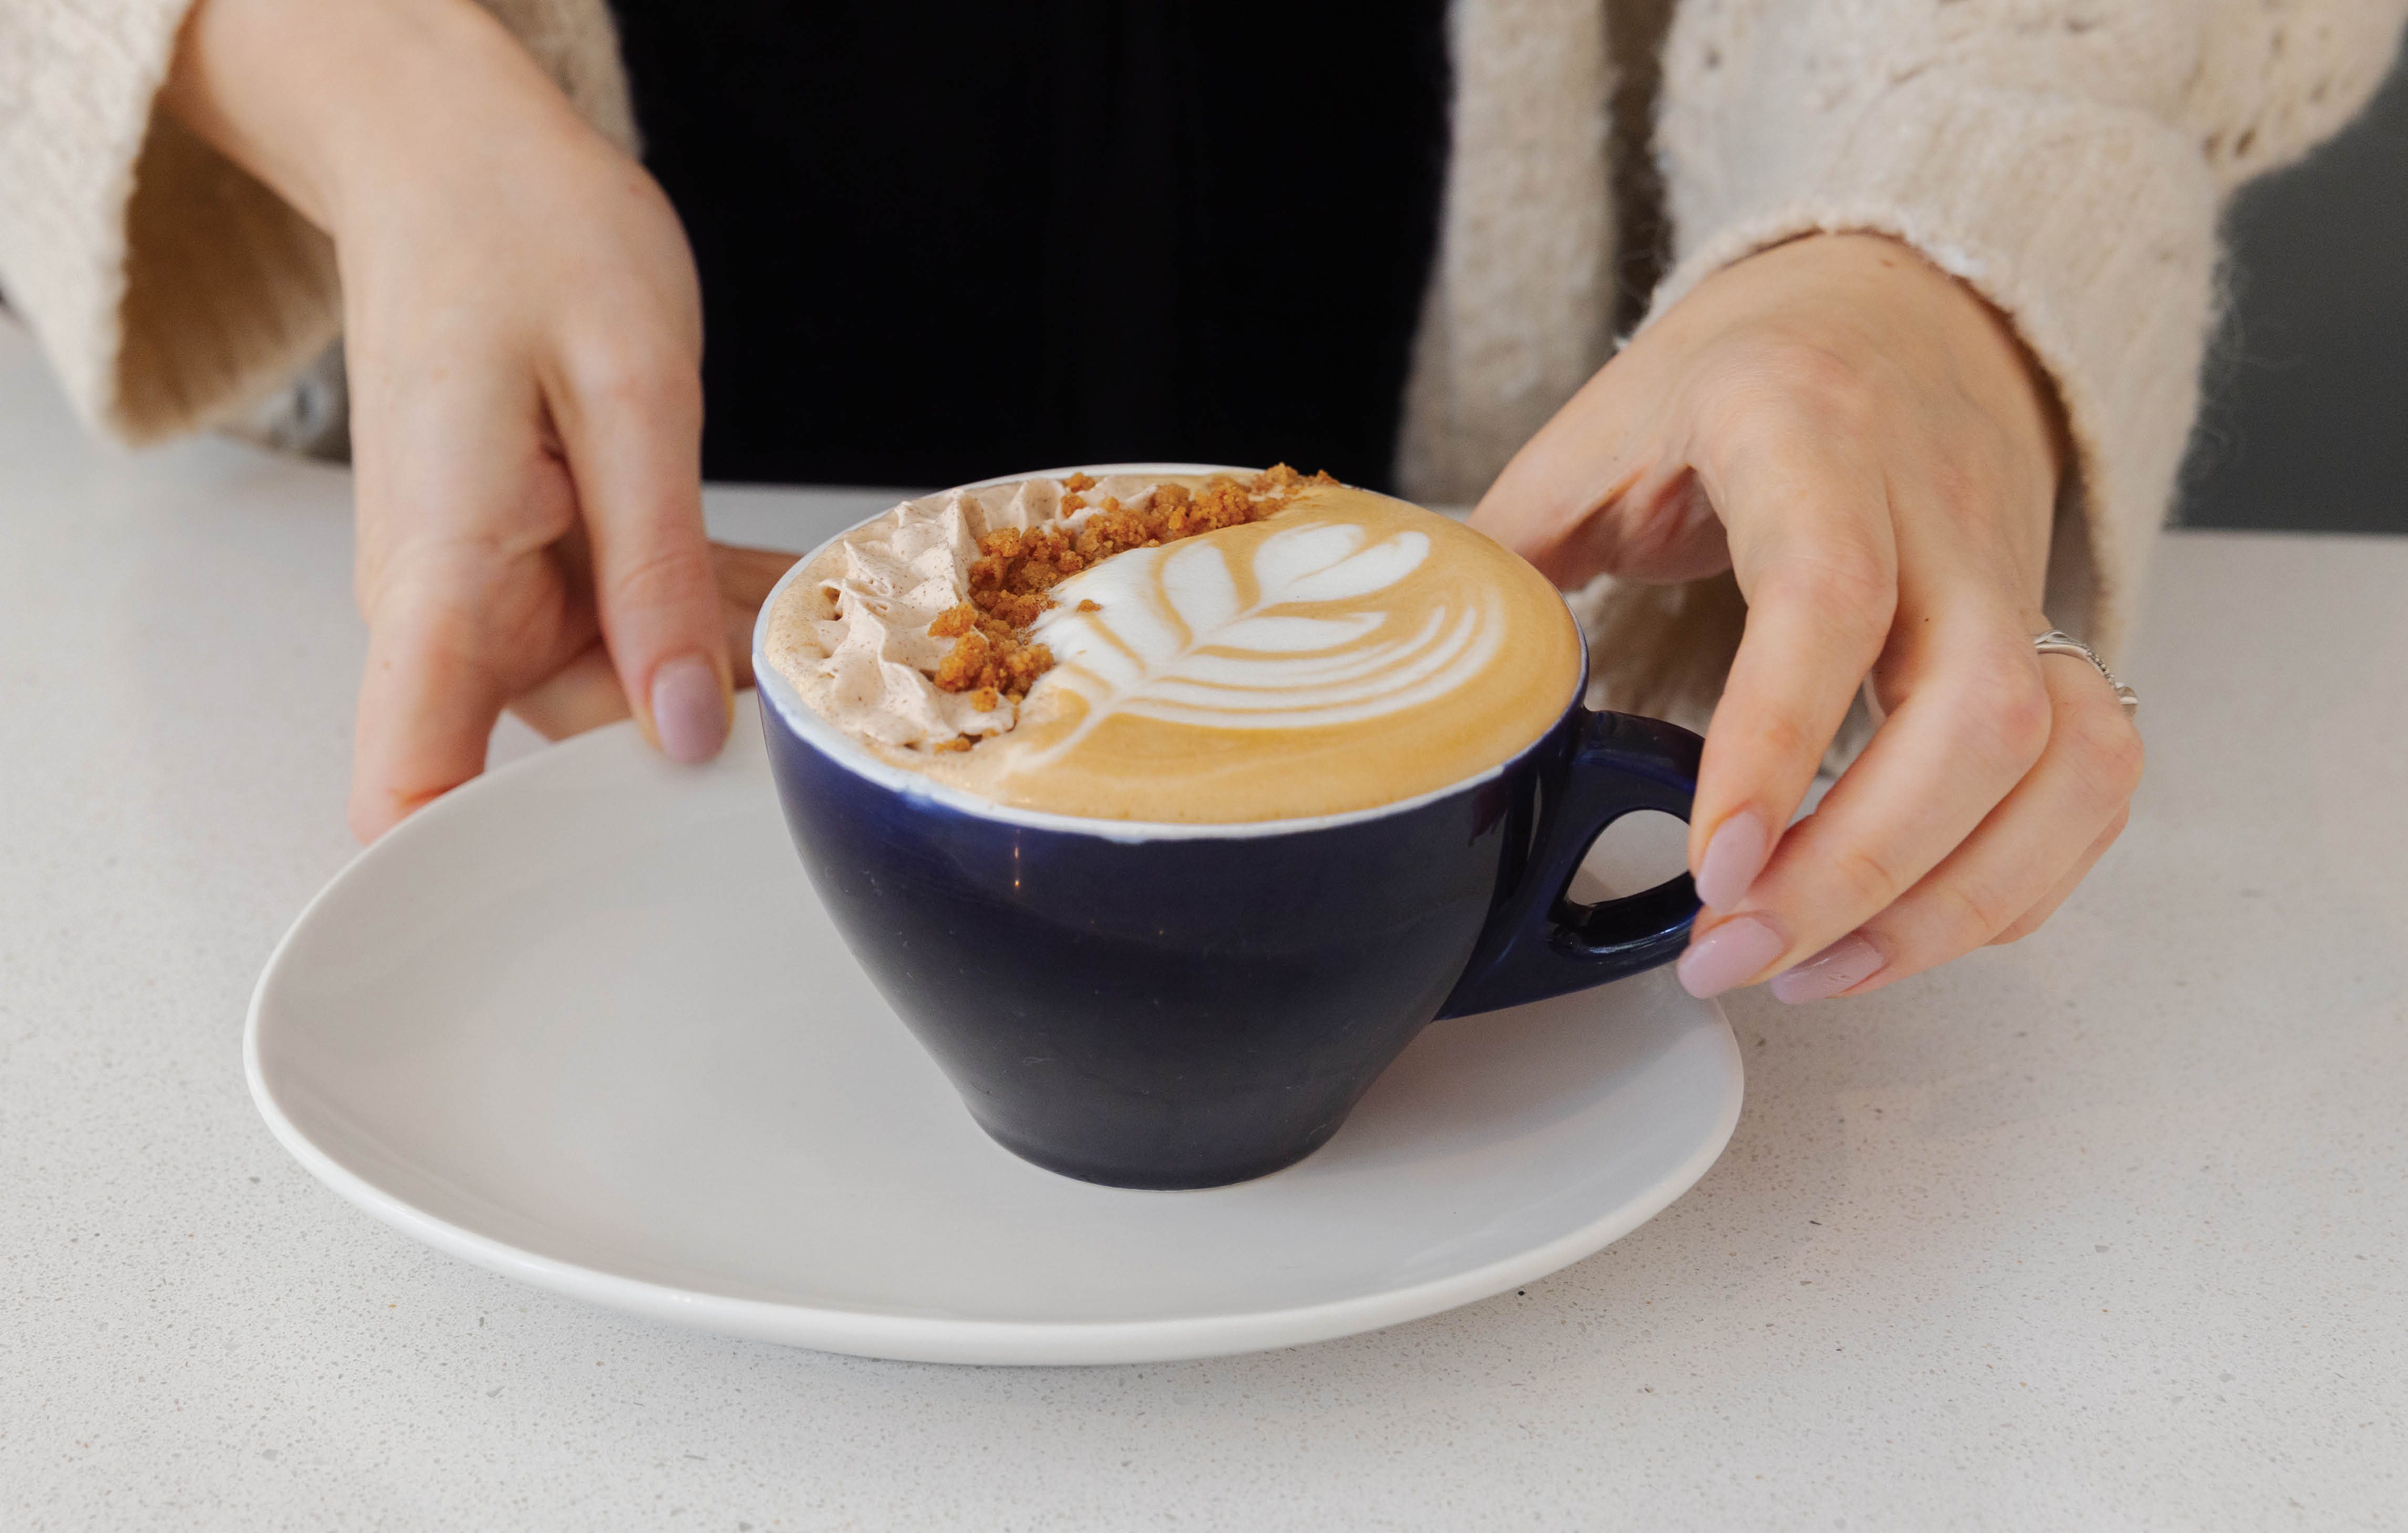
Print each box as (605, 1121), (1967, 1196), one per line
(1468, 355), (1730, 589)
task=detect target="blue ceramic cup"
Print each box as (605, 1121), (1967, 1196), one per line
(755, 467), (1703, 1189)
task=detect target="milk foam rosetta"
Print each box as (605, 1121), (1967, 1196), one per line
(763, 475), (1583, 822)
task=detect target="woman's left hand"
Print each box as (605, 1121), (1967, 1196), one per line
(1469, 232), (2144, 1003)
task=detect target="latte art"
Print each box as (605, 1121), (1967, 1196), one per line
(1025, 520), (1497, 752)
(764, 475), (1582, 822)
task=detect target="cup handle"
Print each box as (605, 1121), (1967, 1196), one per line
(1435, 708), (1703, 1019)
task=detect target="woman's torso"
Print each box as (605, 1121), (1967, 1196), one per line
(609, 2), (1451, 490)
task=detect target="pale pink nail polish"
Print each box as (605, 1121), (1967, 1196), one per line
(1694, 810), (1771, 911)
(650, 653), (729, 765)
(1770, 933), (1885, 1005)
(1676, 913), (1786, 999)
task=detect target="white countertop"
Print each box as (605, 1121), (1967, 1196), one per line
(3, 313), (2403, 1530)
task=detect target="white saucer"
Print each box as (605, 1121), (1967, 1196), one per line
(247, 707), (1742, 1365)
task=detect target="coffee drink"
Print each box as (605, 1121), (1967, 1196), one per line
(756, 467), (1703, 1187)
(763, 469), (1583, 822)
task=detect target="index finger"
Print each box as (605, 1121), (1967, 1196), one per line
(544, 328), (726, 764)
(1680, 413), (1898, 915)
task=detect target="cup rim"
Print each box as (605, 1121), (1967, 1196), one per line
(751, 462), (1586, 844)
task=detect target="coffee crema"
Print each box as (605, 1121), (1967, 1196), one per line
(763, 474), (1583, 822)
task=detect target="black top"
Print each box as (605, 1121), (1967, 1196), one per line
(608, 3), (1451, 491)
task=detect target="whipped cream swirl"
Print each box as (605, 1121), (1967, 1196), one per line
(761, 475), (1186, 752)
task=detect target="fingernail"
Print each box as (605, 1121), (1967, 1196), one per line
(649, 653), (728, 765)
(1770, 933), (1886, 1005)
(1694, 810), (1771, 911)
(1676, 913), (1786, 1000)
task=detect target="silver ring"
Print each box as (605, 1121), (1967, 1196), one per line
(2034, 630), (2138, 717)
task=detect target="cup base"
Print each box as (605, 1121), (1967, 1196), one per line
(967, 1106), (1345, 1191)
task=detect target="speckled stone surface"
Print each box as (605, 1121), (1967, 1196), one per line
(2, 317), (2402, 1530)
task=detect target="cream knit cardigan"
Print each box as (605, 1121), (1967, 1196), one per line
(2, 0), (2401, 717)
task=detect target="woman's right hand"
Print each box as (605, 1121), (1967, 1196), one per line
(166, 0), (738, 840)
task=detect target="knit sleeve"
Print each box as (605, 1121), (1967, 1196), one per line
(1647, 0), (2408, 662)
(0, 0), (635, 446)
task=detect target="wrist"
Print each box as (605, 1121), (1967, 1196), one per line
(161, 0), (573, 239)
(1842, 233), (2068, 496)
